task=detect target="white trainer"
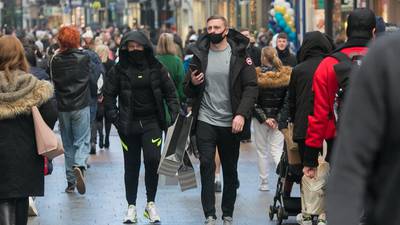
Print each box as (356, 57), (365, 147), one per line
(144, 201), (161, 223)
(123, 205), (137, 224)
(259, 180), (270, 191)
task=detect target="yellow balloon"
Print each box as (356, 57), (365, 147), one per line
(284, 14), (291, 22)
(275, 6), (286, 14)
(288, 21), (294, 27)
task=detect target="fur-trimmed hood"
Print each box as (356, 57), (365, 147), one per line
(255, 66), (292, 88)
(0, 70), (54, 120)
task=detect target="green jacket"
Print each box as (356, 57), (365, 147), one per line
(156, 54), (186, 103)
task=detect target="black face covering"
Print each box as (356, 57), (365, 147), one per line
(128, 50), (145, 62)
(126, 50), (148, 69)
(208, 30), (226, 44)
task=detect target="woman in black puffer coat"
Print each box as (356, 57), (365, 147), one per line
(0, 36), (57, 225)
(103, 30), (179, 224)
(253, 46), (291, 191)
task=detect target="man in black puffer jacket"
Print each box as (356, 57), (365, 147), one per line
(50, 26), (91, 195)
(184, 15), (258, 225)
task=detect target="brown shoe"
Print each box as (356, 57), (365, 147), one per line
(65, 182), (75, 193)
(73, 167), (86, 195)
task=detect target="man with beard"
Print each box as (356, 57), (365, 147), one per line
(184, 15), (258, 225)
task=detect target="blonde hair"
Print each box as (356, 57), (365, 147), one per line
(95, 44), (110, 63)
(261, 46), (283, 71)
(0, 35), (30, 82)
(156, 33), (177, 55)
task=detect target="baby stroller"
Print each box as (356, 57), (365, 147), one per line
(268, 139), (303, 225)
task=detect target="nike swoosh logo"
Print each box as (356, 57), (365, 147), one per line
(151, 138), (161, 143)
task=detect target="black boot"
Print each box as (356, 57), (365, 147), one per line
(104, 137), (110, 149)
(99, 134), (104, 149)
(90, 143), (96, 155)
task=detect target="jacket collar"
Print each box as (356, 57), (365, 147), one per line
(0, 70), (53, 120)
(335, 37), (371, 53)
(256, 66), (292, 88)
(191, 28), (249, 59)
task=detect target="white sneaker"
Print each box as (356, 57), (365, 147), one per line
(317, 219), (327, 225)
(204, 216), (216, 225)
(296, 213), (313, 225)
(123, 205), (137, 224)
(259, 180), (269, 191)
(144, 201), (161, 223)
(28, 197), (38, 216)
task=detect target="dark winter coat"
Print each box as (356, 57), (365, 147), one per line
(247, 44), (262, 67)
(83, 48), (105, 98)
(184, 29), (258, 135)
(0, 70), (57, 199)
(253, 66), (291, 129)
(50, 48), (91, 112)
(277, 47), (297, 67)
(288, 31), (335, 141)
(30, 66), (49, 81)
(104, 31), (179, 133)
(327, 32), (400, 225)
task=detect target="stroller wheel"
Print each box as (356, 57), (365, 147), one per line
(277, 207), (284, 225)
(268, 205), (275, 221)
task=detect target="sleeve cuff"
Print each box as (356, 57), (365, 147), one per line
(303, 146), (322, 167)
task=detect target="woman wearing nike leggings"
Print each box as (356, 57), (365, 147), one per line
(104, 31), (179, 224)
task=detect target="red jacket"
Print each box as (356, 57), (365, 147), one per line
(303, 46), (368, 167)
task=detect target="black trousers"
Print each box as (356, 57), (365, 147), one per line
(0, 197), (28, 225)
(96, 102), (112, 148)
(119, 119), (162, 205)
(196, 121), (240, 219)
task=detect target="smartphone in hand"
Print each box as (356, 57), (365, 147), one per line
(189, 64), (201, 75)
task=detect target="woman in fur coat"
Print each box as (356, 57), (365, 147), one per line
(253, 46), (291, 191)
(0, 35), (57, 225)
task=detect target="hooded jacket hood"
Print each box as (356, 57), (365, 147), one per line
(0, 70), (53, 120)
(118, 30), (159, 67)
(297, 31), (336, 63)
(192, 28), (249, 56)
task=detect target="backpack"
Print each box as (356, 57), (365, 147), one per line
(330, 52), (363, 122)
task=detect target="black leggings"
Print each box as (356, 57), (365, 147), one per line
(119, 119), (162, 205)
(0, 197), (28, 225)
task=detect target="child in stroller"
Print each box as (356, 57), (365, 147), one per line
(269, 136), (329, 225)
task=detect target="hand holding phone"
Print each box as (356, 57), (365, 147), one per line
(189, 64), (204, 86)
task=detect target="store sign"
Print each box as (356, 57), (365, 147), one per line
(44, 6), (62, 16)
(71, 0), (83, 6)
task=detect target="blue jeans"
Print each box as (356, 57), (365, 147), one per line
(58, 106), (91, 184)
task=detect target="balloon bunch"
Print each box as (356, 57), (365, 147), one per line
(268, 0), (296, 42)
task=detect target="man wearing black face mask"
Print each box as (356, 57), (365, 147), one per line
(103, 31), (179, 224)
(184, 15), (258, 225)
